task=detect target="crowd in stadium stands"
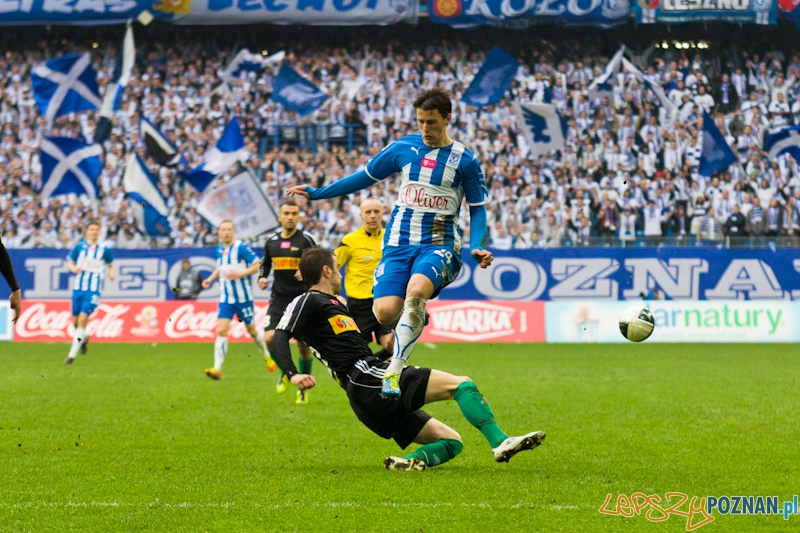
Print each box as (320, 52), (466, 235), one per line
(1, 27), (800, 250)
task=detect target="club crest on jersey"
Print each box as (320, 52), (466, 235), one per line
(280, 242), (291, 249)
(421, 158), (437, 169)
(446, 153), (462, 168)
(328, 314), (361, 334)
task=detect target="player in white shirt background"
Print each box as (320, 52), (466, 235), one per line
(64, 221), (114, 365)
(201, 220), (271, 380)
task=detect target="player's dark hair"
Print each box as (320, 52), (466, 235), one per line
(280, 200), (299, 212)
(299, 247), (335, 289)
(86, 220), (100, 230)
(413, 88), (452, 118)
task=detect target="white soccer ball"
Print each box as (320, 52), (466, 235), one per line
(619, 305), (655, 342)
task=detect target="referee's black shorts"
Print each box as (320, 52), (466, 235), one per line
(345, 357), (432, 449)
(347, 297), (394, 344)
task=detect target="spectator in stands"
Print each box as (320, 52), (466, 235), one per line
(724, 205), (747, 241)
(746, 198), (767, 237)
(174, 259), (204, 300)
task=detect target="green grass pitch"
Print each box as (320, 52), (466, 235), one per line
(1, 341), (798, 532)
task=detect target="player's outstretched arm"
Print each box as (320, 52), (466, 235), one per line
(286, 169), (377, 201)
(228, 260), (261, 280)
(202, 268), (220, 288)
(273, 329), (316, 390)
(469, 205), (493, 269)
(0, 242), (21, 323)
(107, 264), (115, 282)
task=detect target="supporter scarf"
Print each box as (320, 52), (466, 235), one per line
(752, 206), (762, 222)
(769, 207), (779, 229)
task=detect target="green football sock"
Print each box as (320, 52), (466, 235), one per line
(404, 438), (463, 467)
(299, 357), (313, 375)
(454, 381), (508, 448)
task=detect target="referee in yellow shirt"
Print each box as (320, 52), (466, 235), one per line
(335, 198), (394, 359)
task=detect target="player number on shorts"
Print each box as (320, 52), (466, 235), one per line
(241, 307), (254, 319)
(434, 249), (454, 265)
(90, 294), (100, 305)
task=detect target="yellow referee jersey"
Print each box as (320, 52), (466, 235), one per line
(335, 227), (385, 300)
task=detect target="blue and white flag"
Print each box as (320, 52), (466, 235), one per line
(220, 49), (285, 83)
(462, 47), (519, 108)
(39, 137), (103, 201)
(698, 111), (738, 177)
(123, 154), (172, 237)
(513, 103), (566, 159)
(140, 118), (186, 169)
(96, 21), (135, 144)
(765, 126), (800, 162)
(271, 65), (328, 116)
(587, 46), (625, 100)
(621, 57), (677, 114)
(31, 53), (101, 130)
(183, 117), (246, 193)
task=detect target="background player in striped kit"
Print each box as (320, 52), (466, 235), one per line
(335, 197), (394, 359)
(258, 200), (317, 404)
(64, 221), (114, 365)
(201, 220), (271, 380)
(287, 87), (493, 398)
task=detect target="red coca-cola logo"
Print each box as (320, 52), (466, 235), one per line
(166, 304), (219, 339)
(16, 302), (129, 339)
(165, 303), (268, 340)
(399, 184), (450, 211)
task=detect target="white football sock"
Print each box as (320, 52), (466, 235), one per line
(386, 297), (426, 376)
(253, 331), (268, 356)
(67, 327), (86, 359)
(214, 336), (228, 371)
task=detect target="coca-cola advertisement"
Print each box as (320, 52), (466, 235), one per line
(14, 301), (269, 343)
(12, 300), (545, 343)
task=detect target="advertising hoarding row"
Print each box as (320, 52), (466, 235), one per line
(5, 299), (799, 343)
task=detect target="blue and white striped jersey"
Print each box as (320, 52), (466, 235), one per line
(68, 241), (113, 293)
(215, 240), (259, 304)
(365, 134), (489, 253)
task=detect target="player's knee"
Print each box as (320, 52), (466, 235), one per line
(437, 425), (462, 443)
(263, 330), (275, 344)
(374, 305), (400, 325)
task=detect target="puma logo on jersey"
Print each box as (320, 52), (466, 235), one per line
(411, 146), (421, 155)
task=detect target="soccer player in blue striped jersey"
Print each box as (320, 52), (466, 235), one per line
(287, 87), (494, 398)
(64, 221), (114, 365)
(201, 220), (273, 380)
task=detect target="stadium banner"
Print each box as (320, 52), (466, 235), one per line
(428, 0), (629, 29)
(419, 300), (545, 343)
(545, 300), (800, 343)
(437, 248), (800, 302)
(0, 302), (12, 341)
(3, 247), (800, 302)
(633, 0), (778, 25)
(0, 0), (165, 26)
(10, 299), (544, 343)
(170, 0), (418, 25)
